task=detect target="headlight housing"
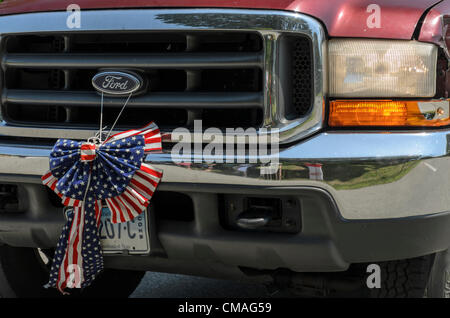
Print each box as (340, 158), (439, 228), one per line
(329, 39), (437, 98)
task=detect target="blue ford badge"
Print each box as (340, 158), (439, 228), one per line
(92, 71), (142, 95)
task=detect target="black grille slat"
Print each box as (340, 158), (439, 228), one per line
(3, 52), (264, 70)
(3, 90), (263, 109)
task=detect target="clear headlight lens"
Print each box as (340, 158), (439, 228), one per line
(329, 39), (437, 98)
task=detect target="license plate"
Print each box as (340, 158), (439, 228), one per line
(99, 207), (151, 255)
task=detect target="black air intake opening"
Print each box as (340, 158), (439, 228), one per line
(279, 34), (313, 119)
(153, 191), (194, 222)
(0, 184), (21, 213)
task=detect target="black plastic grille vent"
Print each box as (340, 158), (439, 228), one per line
(279, 35), (314, 119)
(291, 37), (313, 118)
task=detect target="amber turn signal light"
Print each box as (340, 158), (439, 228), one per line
(329, 100), (450, 127)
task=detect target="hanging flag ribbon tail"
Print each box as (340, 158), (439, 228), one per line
(41, 122), (163, 294)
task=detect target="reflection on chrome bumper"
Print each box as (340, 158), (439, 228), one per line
(0, 130), (449, 220)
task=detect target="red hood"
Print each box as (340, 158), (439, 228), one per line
(0, 0), (443, 39)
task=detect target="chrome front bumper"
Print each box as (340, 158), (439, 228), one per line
(0, 130), (449, 220)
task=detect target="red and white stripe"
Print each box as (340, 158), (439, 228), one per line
(94, 200), (102, 227)
(57, 205), (85, 293)
(105, 121), (162, 153)
(105, 163), (162, 224)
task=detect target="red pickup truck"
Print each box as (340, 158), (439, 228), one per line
(0, 0), (450, 298)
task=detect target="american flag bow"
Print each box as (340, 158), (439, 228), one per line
(41, 122), (163, 294)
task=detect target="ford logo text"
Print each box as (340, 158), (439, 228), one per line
(92, 71), (142, 95)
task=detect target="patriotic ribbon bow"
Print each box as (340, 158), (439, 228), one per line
(41, 122), (163, 293)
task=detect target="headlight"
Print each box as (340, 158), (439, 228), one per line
(329, 39), (437, 98)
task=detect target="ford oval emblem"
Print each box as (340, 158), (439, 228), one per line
(92, 71), (142, 95)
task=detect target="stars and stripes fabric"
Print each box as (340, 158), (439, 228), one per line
(42, 121), (163, 294)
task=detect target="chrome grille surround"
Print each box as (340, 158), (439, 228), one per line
(0, 9), (326, 144)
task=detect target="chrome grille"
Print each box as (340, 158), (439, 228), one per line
(0, 9), (325, 144)
(2, 32), (264, 129)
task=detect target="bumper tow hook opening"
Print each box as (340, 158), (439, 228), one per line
(235, 205), (274, 230)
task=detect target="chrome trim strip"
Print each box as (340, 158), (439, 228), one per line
(0, 9), (326, 144)
(0, 130), (449, 220)
(0, 122), (111, 139)
(262, 32), (279, 127)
